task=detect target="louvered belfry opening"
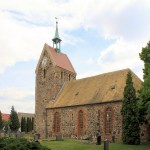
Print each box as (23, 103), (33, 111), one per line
(54, 112), (60, 133)
(78, 110), (84, 136)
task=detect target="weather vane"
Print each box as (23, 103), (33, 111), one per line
(55, 17), (58, 24)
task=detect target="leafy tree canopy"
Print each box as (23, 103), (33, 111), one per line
(139, 41), (150, 123)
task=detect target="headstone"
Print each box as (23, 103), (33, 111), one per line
(34, 133), (40, 142)
(92, 135), (96, 143)
(0, 130), (5, 138)
(16, 131), (22, 138)
(56, 135), (63, 141)
(7, 129), (11, 135)
(96, 130), (101, 145)
(104, 139), (109, 150)
(21, 132), (25, 137)
(112, 131), (116, 143)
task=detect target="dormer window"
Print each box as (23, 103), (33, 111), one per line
(111, 85), (115, 90)
(69, 74), (71, 81)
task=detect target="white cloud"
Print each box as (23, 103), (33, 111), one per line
(1, 0), (150, 75)
(97, 38), (144, 79)
(0, 87), (35, 113)
(77, 38), (145, 80)
(77, 70), (101, 79)
(0, 0), (150, 113)
(0, 11), (51, 74)
(86, 58), (94, 65)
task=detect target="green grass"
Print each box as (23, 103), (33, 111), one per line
(23, 133), (34, 141)
(41, 139), (150, 150)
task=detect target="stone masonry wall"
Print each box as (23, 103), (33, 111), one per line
(46, 101), (122, 141)
(35, 49), (76, 138)
(46, 102), (150, 142)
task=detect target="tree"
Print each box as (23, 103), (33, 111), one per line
(146, 101), (150, 124)
(3, 120), (10, 133)
(21, 117), (25, 132)
(21, 117), (23, 132)
(139, 41), (150, 79)
(0, 110), (3, 130)
(29, 118), (32, 132)
(27, 117), (32, 132)
(24, 117), (27, 132)
(139, 41), (150, 123)
(121, 72), (140, 145)
(9, 106), (20, 132)
(32, 117), (34, 131)
(139, 70), (150, 123)
(27, 117), (29, 132)
(21, 117), (28, 132)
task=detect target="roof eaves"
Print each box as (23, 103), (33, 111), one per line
(46, 99), (122, 109)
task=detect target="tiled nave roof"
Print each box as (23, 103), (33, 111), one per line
(46, 69), (142, 109)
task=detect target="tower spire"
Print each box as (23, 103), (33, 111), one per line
(52, 17), (62, 53)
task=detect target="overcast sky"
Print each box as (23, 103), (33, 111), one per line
(0, 0), (150, 114)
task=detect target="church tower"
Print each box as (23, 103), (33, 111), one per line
(34, 20), (76, 137)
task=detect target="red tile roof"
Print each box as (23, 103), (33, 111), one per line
(47, 44), (76, 74)
(2, 114), (10, 121)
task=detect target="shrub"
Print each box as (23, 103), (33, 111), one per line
(0, 137), (51, 150)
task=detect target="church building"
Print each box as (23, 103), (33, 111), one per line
(35, 21), (149, 142)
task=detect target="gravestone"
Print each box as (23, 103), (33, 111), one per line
(34, 133), (40, 142)
(104, 139), (109, 150)
(16, 131), (22, 138)
(112, 131), (116, 143)
(56, 135), (63, 141)
(7, 129), (11, 135)
(0, 130), (5, 138)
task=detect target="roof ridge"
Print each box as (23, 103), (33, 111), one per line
(76, 68), (130, 82)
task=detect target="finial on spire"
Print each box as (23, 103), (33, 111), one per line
(52, 17), (62, 53)
(55, 17), (58, 24)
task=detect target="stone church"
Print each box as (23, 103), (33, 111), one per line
(35, 22), (149, 142)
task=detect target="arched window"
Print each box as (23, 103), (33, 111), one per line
(78, 110), (84, 136)
(54, 112), (60, 133)
(105, 108), (112, 134)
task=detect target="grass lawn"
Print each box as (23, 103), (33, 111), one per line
(41, 139), (150, 150)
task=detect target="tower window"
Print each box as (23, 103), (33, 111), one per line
(61, 72), (63, 79)
(44, 69), (46, 78)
